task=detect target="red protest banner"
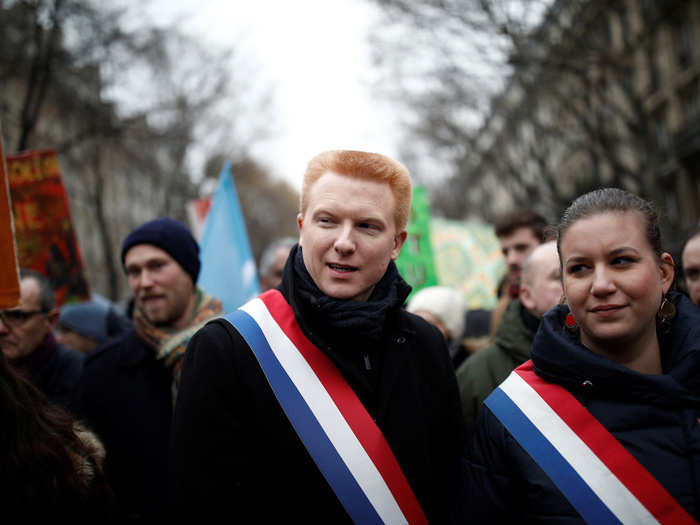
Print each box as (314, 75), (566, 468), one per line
(6, 149), (89, 306)
(0, 123), (20, 308)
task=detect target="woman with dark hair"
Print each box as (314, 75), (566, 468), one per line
(0, 351), (116, 520)
(462, 188), (700, 523)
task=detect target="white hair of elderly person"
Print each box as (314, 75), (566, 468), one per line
(406, 285), (467, 364)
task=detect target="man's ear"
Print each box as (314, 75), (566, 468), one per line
(46, 308), (60, 331)
(519, 285), (535, 312)
(297, 213), (304, 245)
(660, 252), (675, 294)
(391, 230), (408, 260)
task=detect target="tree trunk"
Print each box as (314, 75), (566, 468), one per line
(90, 148), (120, 301)
(17, 0), (64, 151)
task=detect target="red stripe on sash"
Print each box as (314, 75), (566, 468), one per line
(515, 361), (696, 525)
(260, 290), (428, 525)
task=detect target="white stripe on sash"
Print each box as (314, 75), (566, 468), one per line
(241, 298), (408, 525)
(500, 372), (658, 524)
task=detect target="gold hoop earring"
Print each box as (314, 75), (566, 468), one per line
(656, 296), (676, 335)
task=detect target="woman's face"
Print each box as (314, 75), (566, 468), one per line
(560, 211), (674, 359)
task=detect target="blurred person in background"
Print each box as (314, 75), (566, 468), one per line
(56, 296), (131, 355)
(460, 307), (492, 357)
(0, 268), (83, 412)
(681, 227), (700, 307)
(489, 209), (549, 337)
(258, 236), (297, 291)
(56, 299), (112, 354)
(456, 240), (562, 437)
(406, 285), (468, 368)
(77, 217), (222, 521)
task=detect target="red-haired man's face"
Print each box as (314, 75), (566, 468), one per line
(297, 171), (406, 301)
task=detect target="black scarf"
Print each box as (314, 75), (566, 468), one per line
(11, 332), (56, 381)
(292, 246), (411, 346)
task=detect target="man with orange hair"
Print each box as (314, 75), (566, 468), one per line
(170, 150), (466, 523)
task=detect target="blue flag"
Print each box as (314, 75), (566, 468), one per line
(198, 162), (260, 313)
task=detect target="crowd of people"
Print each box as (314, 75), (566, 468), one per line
(1, 149), (700, 523)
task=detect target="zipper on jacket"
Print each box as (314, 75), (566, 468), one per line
(363, 352), (372, 370)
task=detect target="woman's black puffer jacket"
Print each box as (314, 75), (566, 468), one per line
(460, 293), (700, 524)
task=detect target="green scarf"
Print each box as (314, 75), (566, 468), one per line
(133, 286), (223, 400)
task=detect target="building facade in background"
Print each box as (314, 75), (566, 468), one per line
(464, 0), (700, 249)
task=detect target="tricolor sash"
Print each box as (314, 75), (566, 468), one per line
(485, 360), (697, 525)
(223, 289), (428, 525)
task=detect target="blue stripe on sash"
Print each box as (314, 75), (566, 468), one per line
(225, 309), (383, 525)
(485, 387), (621, 525)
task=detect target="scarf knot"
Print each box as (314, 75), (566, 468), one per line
(133, 286), (223, 400)
(292, 247), (410, 345)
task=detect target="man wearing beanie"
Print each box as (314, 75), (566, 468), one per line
(76, 217), (222, 521)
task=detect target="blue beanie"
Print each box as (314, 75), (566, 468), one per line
(120, 217), (200, 283)
(58, 301), (110, 344)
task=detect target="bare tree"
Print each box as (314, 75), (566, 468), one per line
(368, 0), (696, 245)
(368, 0), (549, 186)
(0, 0), (275, 300)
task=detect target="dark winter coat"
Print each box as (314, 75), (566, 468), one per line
(169, 252), (466, 524)
(24, 333), (84, 413)
(455, 299), (534, 437)
(461, 293), (700, 523)
(76, 329), (172, 521)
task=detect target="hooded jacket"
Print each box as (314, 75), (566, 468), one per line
(461, 293), (700, 523)
(455, 299), (534, 437)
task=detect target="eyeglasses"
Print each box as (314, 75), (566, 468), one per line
(0, 309), (46, 328)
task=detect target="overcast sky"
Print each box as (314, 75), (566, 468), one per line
(142, 0), (400, 192)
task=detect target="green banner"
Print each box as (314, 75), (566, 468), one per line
(396, 186), (438, 297)
(397, 187), (504, 308)
(429, 218), (504, 309)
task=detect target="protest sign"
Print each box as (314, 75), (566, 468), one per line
(396, 186), (438, 296)
(6, 150), (89, 306)
(430, 218), (504, 309)
(396, 185), (503, 309)
(0, 125), (20, 308)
